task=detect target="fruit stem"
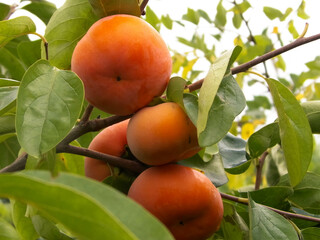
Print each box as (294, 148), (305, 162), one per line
(220, 192), (320, 223)
(140, 0), (149, 15)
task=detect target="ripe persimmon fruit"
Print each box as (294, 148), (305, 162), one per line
(127, 102), (201, 166)
(128, 164), (224, 240)
(84, 119), (129, 181)
(71, 14), (172, 116)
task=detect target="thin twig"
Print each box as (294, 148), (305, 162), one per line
(56, 144), (147, 173)
(220, 192), (320, 223)
(0, 153), (28, 173)
(188, 32), (320, 92)
(254, 151), (268, 190)
(140, 0), (149, 15)
(79, 104), (94, 124)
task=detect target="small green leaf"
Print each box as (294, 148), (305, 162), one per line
(179, 153), (228, 187)
(263, 7), (283, 20)
(0, 85), (18, 116)
(161, 15), (173, 29)
(0, 134), (20, 169)
(301, 227), (320, 240)
(89, 0), (140, 18)
(0, 16), (36, 48)
(58, 141), (85, 175)
(0, 171), (174, 240)
(16, 59), (84, 157)
(218, 133), (250, 174)
(22, 1), (57, 25)
(166, 77), (187, 108)
(0, 3), (10, 21)
(12, 200), (39, 240)
(43, 0), (98, 69)
(215, 0), (227, 27)
(197, 9), (212, 23)
(266, 78), (313, 187)
(288, 20), (299, 39)
(221, 202), (249, 240)
(145, 6), (161, 31)
(232, 13), (242, 29)
(17, 39), (41, 68)
(182, 8), (200, 25)
(297, 0), (309, 19)
(248, 195), (299, 240)
(103, 169), (137, 194)
(247, 122), (280, 158)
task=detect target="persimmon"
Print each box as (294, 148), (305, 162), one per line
(71, 14), (172, 116)
(128, 164), (224, 240)
(127, 102), (201, 166)
(84, 119), (129, 181)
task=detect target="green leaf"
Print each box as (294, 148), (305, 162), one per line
(17, 39), (41, 68)
(247, 96), (271, 110)
(218, 133), (250, 174)
(0, 134), (20, 169)
(0, 47), (26, 80)
(0, 218), (20, 240)
(297, 0), (309, 19)
(182, 8), (200, 25)
(145, 6), (161, 31)
(31, 213), (73, 240)
(301, 227), (320, 240)
(89, 0), (140, 18)
(266, 78), (313, 187)
(215, 0), (227, 28)
(166, 77), (187, 108)
(197, 9), (212, 23)
(221, 202), (249, 240)
(16, 59), (84, 157)
(0, 78), (20, 87)
(22, 1), (57, 25)
(183, 93), (198, 126)
(0, 85), (18, 116)
(0, 171), (174, 240)
(0, 3), (10, 21)
(288, 20), (299, 39)
(0, 115), (16, 135)
(103, 169), (137, 194)
(58, 141), (84, 175)
(43, 0), (98, 69)
(248, 195), (299, 240)
(232, 13), (242, 29)
(161, 15), (173, 29)
(247, 122), (280, 158)
(263, 7), (283, 20)
(179, 153), (228, 187)
(248, 186), (293, 210)
(198, 73), (245, 147)
(301, 101), (320, 133)
(0, 16), (36, 48)
(12, 200), (39, 240)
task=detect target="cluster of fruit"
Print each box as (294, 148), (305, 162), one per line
(71, 14), (223, 240)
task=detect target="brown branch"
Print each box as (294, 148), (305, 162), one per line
(0, 152), (28, 173)
(188, 32), (320, 92)
(140, 0), (149, 15)
(254, 151), (268, 190)
(57, 144), (147, 173)
(221, 192), (320, 223)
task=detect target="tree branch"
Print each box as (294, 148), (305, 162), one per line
(0, 153), (28, 173)
(56, 144), (147, 173)
(254, 151), (268, 190)
(188, 32), (320, 92)
(221, 192), (320, 223)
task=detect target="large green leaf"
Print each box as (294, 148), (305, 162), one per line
(0, 86), (18, 116)
(0, 171), (174, 240)
(301, 227), (320, 240)
(198, 73), (245, 147)
(166, 76), (187, 109)
(89, 0), (140, 18)
(0, 134), (20, 169)
(197, 46), (242, 147)
(301, 100), (320, 134)
(248, 195), (299, 240)
(22, 1), (57, 25)
(0, 115), (16, 135)
(266, 78), (313, 187)
(0, 16), (36, 48)
(0, 3), (10, 21)
(42, 0), (98, 69)
(17, 39), (42, 68)
(16, 59), (84, 157)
